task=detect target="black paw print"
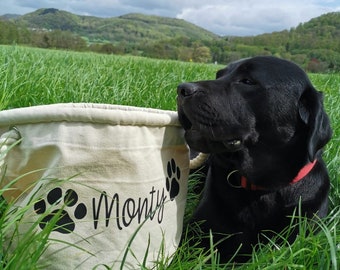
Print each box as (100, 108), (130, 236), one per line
(166, 158), (181, 201)
(34, 187), (87, 234)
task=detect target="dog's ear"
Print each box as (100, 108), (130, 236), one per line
(298, 87), (332, 161)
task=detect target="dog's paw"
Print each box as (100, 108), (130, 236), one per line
(34, 187), (87, 234)
(166, 158), (181, 200)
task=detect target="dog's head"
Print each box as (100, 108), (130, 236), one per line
(177, 56), (331, 165)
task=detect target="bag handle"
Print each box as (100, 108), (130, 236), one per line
(189, 153), (209, 170)
(0, 127), (22, 167)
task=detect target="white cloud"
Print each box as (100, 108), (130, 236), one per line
(176, 0), (339, 36)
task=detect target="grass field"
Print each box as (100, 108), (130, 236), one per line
(0, 45), (339, 269)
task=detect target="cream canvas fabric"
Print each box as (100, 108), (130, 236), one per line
(0, 103), (189, 269)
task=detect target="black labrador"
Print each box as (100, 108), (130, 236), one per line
(177, 56), (332, 263)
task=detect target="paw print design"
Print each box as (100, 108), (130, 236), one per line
(34, 187), (87, 234)
(166, 158), (181, 201)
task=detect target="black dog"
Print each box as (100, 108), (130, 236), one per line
(177, 56), (332, 263)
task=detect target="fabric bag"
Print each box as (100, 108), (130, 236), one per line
(0, 103), (189, 269)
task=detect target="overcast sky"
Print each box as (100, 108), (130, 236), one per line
(1, 0), (339, 36)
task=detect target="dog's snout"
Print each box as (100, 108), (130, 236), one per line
(177, 82), (198, 97)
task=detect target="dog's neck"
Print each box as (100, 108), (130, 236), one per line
(238, 159), (317, 191)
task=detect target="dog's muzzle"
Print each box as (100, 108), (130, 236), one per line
(177, 83), (244, 153)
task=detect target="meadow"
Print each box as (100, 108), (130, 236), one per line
(0, 45), (339, 269)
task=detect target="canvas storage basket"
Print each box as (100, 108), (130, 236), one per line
(0, 103), (189, 269)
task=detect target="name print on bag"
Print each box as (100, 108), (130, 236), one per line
(92, 187), (167, 230)
(34, 158), (182, 234)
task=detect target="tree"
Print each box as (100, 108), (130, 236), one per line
(306, 58), (328, 73)
(192, 46), (211, 63)
(177, 46), (193, 61)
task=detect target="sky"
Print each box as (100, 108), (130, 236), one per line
(1, 0), (340, 36)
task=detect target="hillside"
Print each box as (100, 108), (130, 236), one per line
(13, 8), (218, 44)
(233, 12), (340, 51)
(0, 14), (20, 20)
(225, 12), (340, 72)
(1, 9), (339, 72)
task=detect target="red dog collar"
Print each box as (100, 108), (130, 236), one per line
(240, 160), (317, 191)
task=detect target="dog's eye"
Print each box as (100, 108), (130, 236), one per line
(239, 78), (256, 85)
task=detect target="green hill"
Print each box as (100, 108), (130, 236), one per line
(233, 12), (340, 52)
(1, 8), (340, 72)
(225, 12), (340, 72)
(0, 14), (20, 20)
(14, 8), (218, 44)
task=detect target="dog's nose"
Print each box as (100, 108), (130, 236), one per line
(177, 83), (198, 97)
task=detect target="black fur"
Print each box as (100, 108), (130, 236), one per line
(177, 56), (332, 262)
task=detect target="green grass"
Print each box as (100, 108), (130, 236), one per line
(0, 45), (339, 269)
(0, 45), (218, 111)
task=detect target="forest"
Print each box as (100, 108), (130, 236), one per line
(0, 9), (339, 72)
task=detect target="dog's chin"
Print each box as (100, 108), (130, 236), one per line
(184, 128), (243, 153)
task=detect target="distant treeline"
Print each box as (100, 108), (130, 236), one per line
(1, 13), (339, 73)
(0, 20), (213, 63)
